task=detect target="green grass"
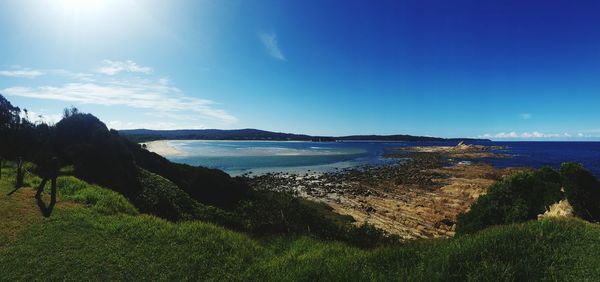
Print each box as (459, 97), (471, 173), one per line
(2, 162), (600, 281)
(1, 209), (599, 281)
(57, 176), (138, 216)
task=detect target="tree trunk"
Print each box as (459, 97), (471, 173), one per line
(35, 177), (57, 217)
(35, 178), (48, 198)
(15, 157), (24, 189)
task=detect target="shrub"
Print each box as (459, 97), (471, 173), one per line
(456, 167), (563, 235)
(235, 190), (396, 248)
(135, 168), (238, 225)
(560, 162), (600, 221)
(129, 143), (249, 208)
(55, 114), (141, 199)
(57, 176), (138, 215)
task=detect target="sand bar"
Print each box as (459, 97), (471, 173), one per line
(142, 140), (186, 157)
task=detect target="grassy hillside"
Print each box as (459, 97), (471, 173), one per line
(1, 163), (600, 281)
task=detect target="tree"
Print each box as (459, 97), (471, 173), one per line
(35, 157), (60, 217)
(62, 106), (79, 119)
(0, 94), (21, 129)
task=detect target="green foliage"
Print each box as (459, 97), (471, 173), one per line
(57, 176), (138, 216)
(235, 190), (396, 248)
(55, 113), (142, 199)
(2, 208), (600, 280)
(136, 168), (238, 225)
(456, 167), (563, 235)
(129, 142), (249, 208)
(560, 162), (600, 221)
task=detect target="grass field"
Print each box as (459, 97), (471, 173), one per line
(1, 162), (599, 281)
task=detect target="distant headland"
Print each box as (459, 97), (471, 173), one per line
(120, 128), (491, 143)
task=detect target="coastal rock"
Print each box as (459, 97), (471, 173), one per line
(243, 146), (521, 241)
(538, 199), (574, 219)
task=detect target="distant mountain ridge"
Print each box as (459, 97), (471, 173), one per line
(120, 128), (490, 142)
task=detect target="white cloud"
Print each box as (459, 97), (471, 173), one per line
(259, 32), (286, 61)
(479, 131), (590, 139)
(107, 120), (187, 130)
(2, 61), (237, 127)
(20, 110), (62, 125)
(519, 113), (532, 120)
(489, 132), (519, 138)
(97, 60), (153, 75)
(2, 74), (237, 125)
(0, 68), (44, 78)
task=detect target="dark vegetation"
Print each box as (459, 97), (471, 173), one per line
(560, 162), (600, 221)
(457, 164), (600, 235)
(0, 94), (392, 247)
(120, 128), (490, 143)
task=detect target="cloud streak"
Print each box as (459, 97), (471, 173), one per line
(479, 131), (586, 139)
(259, 32), (286, 61)
(0, 68), (44, 78)
(1, 61), (237, 125)
(2, 81), (236, 124)
(96, 60), (153, 75)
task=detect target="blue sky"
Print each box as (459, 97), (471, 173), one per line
(1, 0), (600, 140)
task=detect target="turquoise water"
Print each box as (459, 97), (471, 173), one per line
(163, 140), (600, 177)
(166, 140), (399, 175)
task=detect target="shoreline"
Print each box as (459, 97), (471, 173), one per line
(243, 144), (523, 240)
(142, 140), (186, 157)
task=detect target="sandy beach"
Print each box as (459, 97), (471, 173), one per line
(142, 140), (186, 157)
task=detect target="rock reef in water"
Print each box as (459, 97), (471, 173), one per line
(244, 147), (522, 240)
(386, 141), (510, 159)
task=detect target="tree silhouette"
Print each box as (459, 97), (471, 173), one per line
(35, 157), (60, 217)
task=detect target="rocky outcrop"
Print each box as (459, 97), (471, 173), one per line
(538, 199), (574, 219)
(245, 150), (522, 240)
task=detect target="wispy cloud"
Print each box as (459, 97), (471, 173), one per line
(2, 81), (236, 124)
(259, 32), (286, 61)
(1, 61), (237, 126)
(107, 120), (188, 130)
(479, 131), (587, 139)
(0, 67), (44, 78)
(20, 110), (62, 125)
(519, 113), (532, 120)
(96, 60), (153, 75)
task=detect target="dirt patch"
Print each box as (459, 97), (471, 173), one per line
(0, 186), (80, 245)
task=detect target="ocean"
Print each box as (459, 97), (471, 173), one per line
(164, 140), (600, 177)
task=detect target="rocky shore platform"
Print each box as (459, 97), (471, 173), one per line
(242, 143), (522, 240)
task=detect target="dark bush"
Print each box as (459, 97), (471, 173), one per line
(128, 143), (248, 208)
(54, 114), (141, 198)
(456, 167), (563, 235)
(560, 162), (600, 221)
(234, 190), (396, 248)
(136, 168), (238, 224)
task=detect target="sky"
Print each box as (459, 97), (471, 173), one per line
(1, 0), (600, 140)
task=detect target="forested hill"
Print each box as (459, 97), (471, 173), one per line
(119, 129), (490, 142)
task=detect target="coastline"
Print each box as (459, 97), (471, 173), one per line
(142, 140), (186, 157)
(243, 144), (522, 240)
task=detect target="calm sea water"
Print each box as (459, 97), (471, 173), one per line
(165, 140), (600, 177)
